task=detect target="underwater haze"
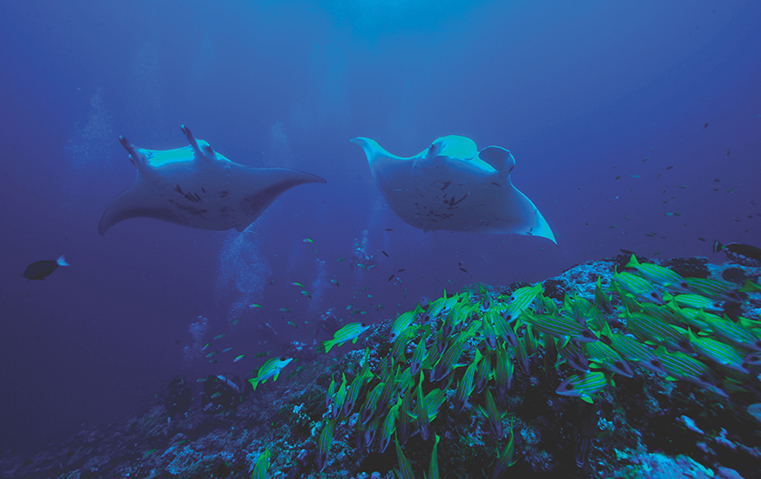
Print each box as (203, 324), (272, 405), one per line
(1, 0), (760, 466)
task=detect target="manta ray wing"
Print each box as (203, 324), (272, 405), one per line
(352, 135), (555, 243)
(99, 126), (326, 234)
(226, 164), (327, 232)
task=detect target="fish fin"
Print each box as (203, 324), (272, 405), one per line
(352, 337), (359, 344)
(739, 279), (761, 293)
(581, 394), (593, 404)
(56, 255), (70, 266)
(712, 240), (723, 253)
(625, 254), (639, 269)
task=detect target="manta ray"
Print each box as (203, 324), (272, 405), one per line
(99, 126), (326, 234)
(351, 135), (556, 243)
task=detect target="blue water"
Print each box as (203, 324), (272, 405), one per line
(1, 0), (759, 456)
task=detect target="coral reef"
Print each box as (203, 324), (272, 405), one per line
(1, 256), (760, 479)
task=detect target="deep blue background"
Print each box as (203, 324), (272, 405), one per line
(1, 0), (759, 455)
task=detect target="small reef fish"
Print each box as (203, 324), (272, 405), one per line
(291, 282), (304, 288)
(653, 346), (728, 399)
(233, 354), (244, 363)
(493, 430), (518, 477)
(685, 277), (744, 302)
(380, 400), (401, 453)
(613, 271), (665, 305)
(394, 436), (414, 479)
(713, 240), (761, 266)
(316, 420), (335, 472)
(705, 314), (761, 352)
(251, 448), (271, 479)
(625, 255), (690, 292)
(671, 294), (723, 313)
(303, 238), (314, 243)
(409, 335), (428, 376)
(477, 389), (505, 439)
(279, 307), (292, 313)
(584, 341), (634, 378)
(452, 354), (479, 415)
(556, 371), (610, 403)
(390, 305), (424, 342)
(428, 434), (441, 479)
(595, 277), (614, 314)
(331, 279), (339, 287)
(523, 311), (599, 346)
(23, 255), (70, 280)
(415, 379), (431, 440)
(687, 329), (749, 374)
(248, 356), (293, 391)
(323, 322), (371, 353)
(503, 283), (543, 321)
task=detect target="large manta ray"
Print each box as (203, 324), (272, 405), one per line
(99, 126), (326, 234)
(351, 135), (556, 243)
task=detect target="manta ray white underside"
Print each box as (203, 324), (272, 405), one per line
(351, 135), (556, 243)
(99, 126), (326, 235)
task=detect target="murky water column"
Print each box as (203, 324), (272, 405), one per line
(129, 42), (162, 142)
(215, 227), (272, 326)
(63, 88), (116, 216)
(309, 258), (328, 316)
(182, 315), (209, 365)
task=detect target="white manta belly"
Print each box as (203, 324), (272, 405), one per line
(99, 125), (326, 234)
(351, 135), (555, 243)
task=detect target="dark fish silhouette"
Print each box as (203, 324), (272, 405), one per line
(23, 255), (69, 280)
(713, 241), (761, 267)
